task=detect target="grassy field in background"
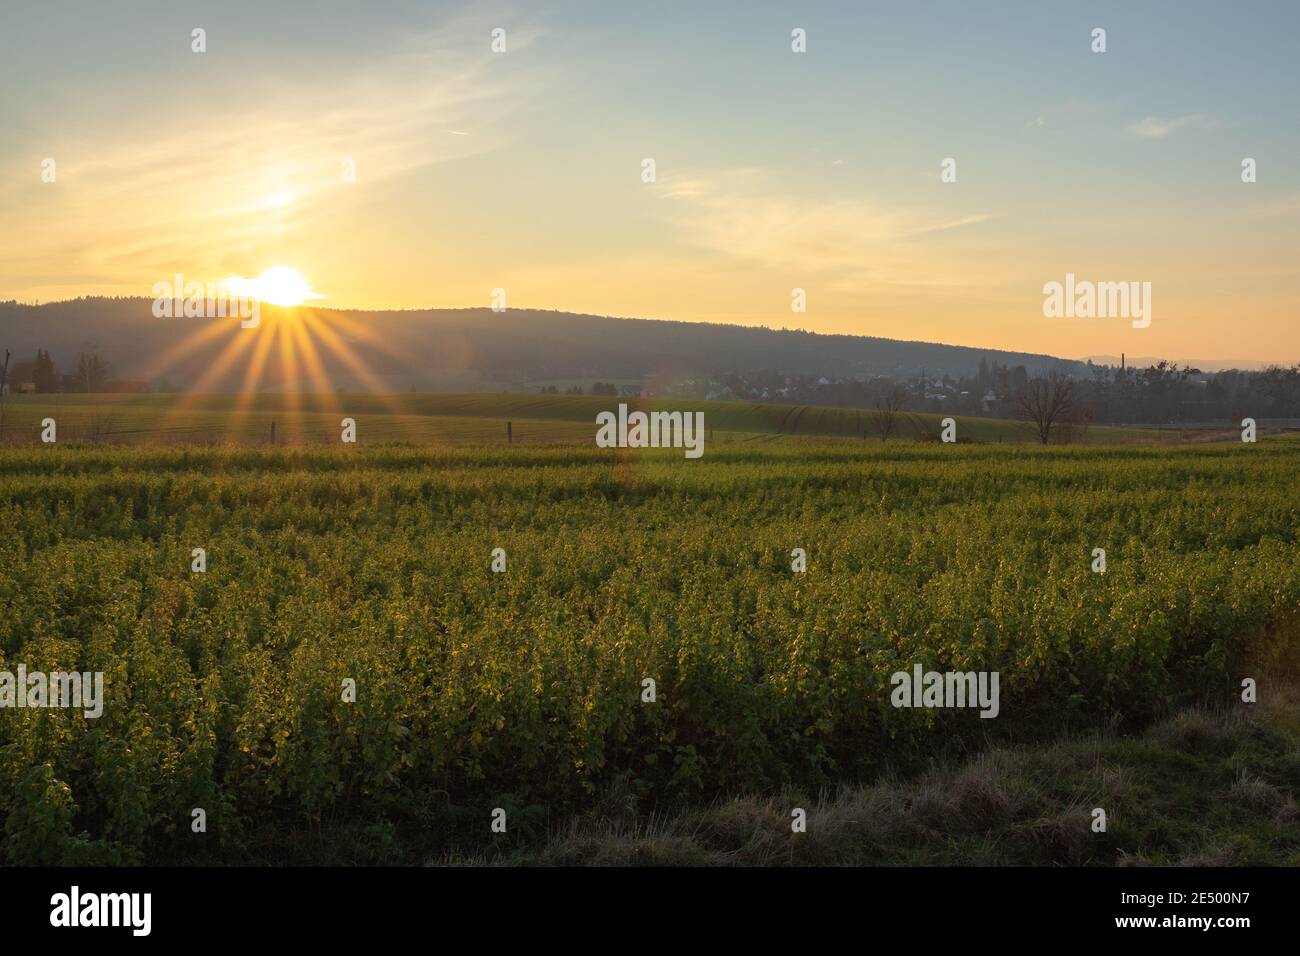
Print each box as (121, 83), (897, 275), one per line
(0, 392), (1164, 445)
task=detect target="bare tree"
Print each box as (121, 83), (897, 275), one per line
(872, 382), (907, 442)
(76, 351), (109, 393)
(1017, 370), (1077, 444)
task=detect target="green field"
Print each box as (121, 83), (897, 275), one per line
(0, 392), (1162, 445)
(1, 436), (1297, 864)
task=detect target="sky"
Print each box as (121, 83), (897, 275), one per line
(1, 0), (1297, 363)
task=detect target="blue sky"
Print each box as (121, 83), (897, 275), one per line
(2, 0), (1296, 361)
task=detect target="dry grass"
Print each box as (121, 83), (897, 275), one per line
(438, 672), (1300, 867)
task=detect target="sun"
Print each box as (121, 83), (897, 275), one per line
(225, 266), (323, 307)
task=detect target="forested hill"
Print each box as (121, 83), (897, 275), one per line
(0, 297), (1085, 392)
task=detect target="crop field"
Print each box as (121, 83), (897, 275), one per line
(1, 434), (1298, 864)
(0, 392), (1164, 446)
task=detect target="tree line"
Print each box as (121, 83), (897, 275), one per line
(1, 349), (117, 393)
(656, 360), (1300, 443)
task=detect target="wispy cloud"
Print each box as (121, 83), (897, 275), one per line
(0, 20), (546, 299)
(1126, 113), (1215, 139)
(654, 169), (1004, 293)
(909, 214), (996, 236)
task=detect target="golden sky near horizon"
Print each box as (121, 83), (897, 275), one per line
(1, 2), (1297, 364)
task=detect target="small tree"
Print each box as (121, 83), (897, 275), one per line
(872, 382), (906, 442)
(76, 352), (109, 393)
(1017, 370), (1077, 444)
